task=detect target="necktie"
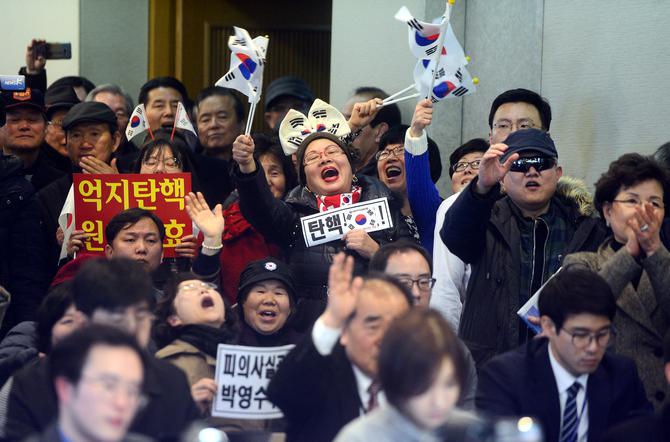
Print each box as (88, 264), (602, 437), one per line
(560, 382), (582, 442)
(366, 381), (380, 412)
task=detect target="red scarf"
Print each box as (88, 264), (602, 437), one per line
(316, 186), (361, 212)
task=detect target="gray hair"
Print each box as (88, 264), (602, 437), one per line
(85, 83), (134, 117)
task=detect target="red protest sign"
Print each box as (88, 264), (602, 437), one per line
(73, 173), (192, 258)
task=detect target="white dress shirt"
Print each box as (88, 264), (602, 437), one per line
(312, 317), (386, 415)
(548, 344), (589, 442)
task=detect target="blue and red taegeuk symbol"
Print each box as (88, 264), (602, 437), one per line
(130, 116), (141, 128)
(235, 53), (258, 80)
(415, 32), (439, 47)
(355, 214), (367, 226)
(315, 123), (326, 131)
(342, 195), (350, 204)
(433, 81), (457, 99)
(301, 129), (311, 136)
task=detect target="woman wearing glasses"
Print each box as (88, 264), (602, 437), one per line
(232, 99), (413, 332)
(564, 153), (670, 410)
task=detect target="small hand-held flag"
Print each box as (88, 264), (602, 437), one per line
(125, 104), (153, 141)
(215, 26), (269, 135)
(171, 102), (197, 140)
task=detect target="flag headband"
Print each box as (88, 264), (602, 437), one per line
(278, 99), (351, 156)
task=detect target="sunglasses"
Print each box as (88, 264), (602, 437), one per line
(509, 156), (556, 173)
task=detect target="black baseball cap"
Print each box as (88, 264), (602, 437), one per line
(62, 101), (118, 133)
(501, 128), (558, 161)
(1, 88), (45, 114)
(237, 257), (296, 307)
(45, 85), (80, 120)
(264, 76), (314, 112)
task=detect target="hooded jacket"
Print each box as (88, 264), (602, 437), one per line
(235, 163), (413, 331)
(441, 176), (607, 368)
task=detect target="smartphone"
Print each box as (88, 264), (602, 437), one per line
(34, 42), (72, 60)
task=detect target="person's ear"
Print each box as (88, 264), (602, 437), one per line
(54, 376), (73, 404)
(540, 315), (556, 336)
(167, 314), (182, 327)
(555, 165), (563, 179)
(373, 123), (389, 143)
(602, 202), (613, 227)
(104, 244), (113, 259)
(664, 362), (670, 384)
(111, 130), (121, 153)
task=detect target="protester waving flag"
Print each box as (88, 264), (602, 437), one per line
(413, 54), (477, 102)
(215, 26), (269, 134)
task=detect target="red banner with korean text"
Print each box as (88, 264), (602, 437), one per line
(73, 173), (192, 258)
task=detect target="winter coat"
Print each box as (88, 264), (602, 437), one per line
(219, 195), (282, 304)
(441, 176), (607, 368)
(0, 155), (50, 335)
(235, 164), (413, 331)
(564, 239), (670, 410)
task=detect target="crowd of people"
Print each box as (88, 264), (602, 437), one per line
(0, 38), (669, 442)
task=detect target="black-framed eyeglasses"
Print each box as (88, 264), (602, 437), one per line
(451, 159), (481, 173)
(561, 326), (615, 349)
(509, 156), (556, 173)
(375, 146), (405, 161)
(396, 277), (436, 292)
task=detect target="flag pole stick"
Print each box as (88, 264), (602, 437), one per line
(245, 101), (256, 136)
(427, 1), (451, 99)
(380, 93), (420, 107)
(383, 85), (415, 103)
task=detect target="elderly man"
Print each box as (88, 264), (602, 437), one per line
(441, 106), (606, 367)
(268, 253), (413, 442)
(86, 83), (136, 156)
(0, 88), (64, 190)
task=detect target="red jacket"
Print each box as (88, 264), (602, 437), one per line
(220, 200), (281, 304)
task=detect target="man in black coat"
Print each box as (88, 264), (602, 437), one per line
(5, 259), (200, 441)
(267, 253), (413, 442)
(441, 91), (607, 367)
(476, 266), (653, 442)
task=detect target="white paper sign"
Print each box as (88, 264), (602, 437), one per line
(300, 197), (393, 247)
(212, 344), (294, 419)
(517, 267), (563, 334)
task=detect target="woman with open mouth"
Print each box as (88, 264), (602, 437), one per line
(232, 99), (414, 332)
(154, 272), (237, 427)
(235, 257), (301, 347)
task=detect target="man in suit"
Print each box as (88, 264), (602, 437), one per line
(476, 265), (652, 442)
(601, 330), (670, 441)
(267, 253), (413, 442)
(26, 324), (150, 442)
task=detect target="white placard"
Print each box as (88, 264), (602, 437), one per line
(212, 344), (294, 419)
(300, 197), (393, 247)
(517, 267), (563, 335)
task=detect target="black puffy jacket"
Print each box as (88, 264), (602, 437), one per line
(236, 164), (413, 330)
(0, 155), (50, 336)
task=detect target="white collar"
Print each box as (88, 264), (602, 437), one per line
(351, 363), (373, 399)
(548, 343), (589, 394)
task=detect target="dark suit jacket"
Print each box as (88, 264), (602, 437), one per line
(267, 333), (361, 442)
(476, 338), (653, 442)
(6, 353), (200, 442)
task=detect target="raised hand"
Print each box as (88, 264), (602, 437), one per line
(232, 134), (256, 173)
(26, 39), (47, 74)
(475, 143), (519, 194)
(175, 234), (198, 259)
(185, 192), (224, 247)
(343, 229), (380, 259)
(322, 252), (364, 329)
(348, 98), (383, 131)
(409, 99), (433, 137)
